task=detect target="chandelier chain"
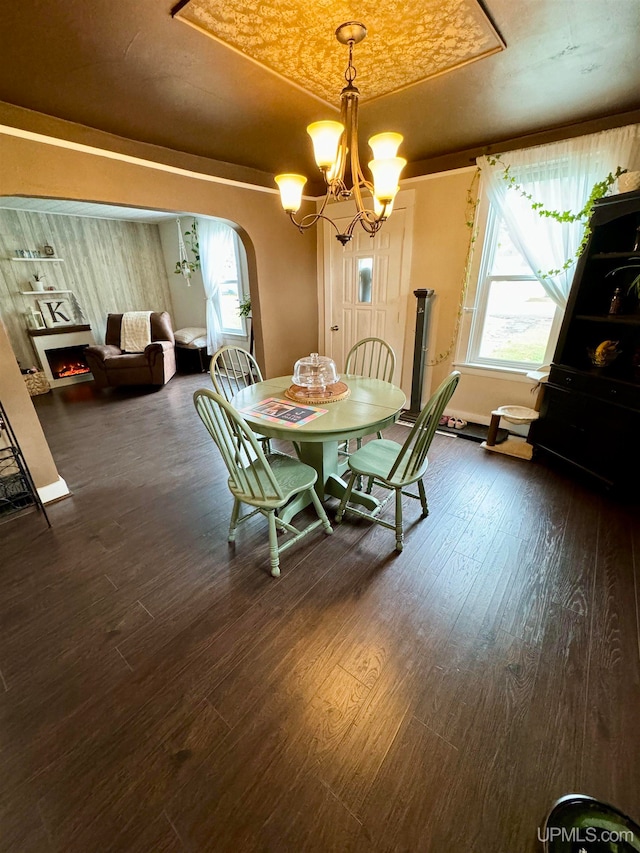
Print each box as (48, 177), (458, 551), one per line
(344, 41), (357, 85)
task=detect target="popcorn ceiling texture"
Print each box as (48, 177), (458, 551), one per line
(175, 0), (504, 105)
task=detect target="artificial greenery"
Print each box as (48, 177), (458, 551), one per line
(485, 155), (626, 279)
(426, 157), (628, 368)
(237, 295), (252, 317)
(427, 168), (481, 367)
(606, 263), (640, 301)
(174, 218), (200, 275)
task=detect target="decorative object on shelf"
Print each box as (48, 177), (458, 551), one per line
(174, 218), (199, 282)
(587, 339), (620, 367)
(618, 170), (640, 193)
(605, 263), (640, 310)
(275, 22), (406, 245)
(30, 272), (46, 292)
(43, 244), (56, 257)
(608, 287), (623, 315)
(37, 297), (75, 328)
(24, 307), (46, 330)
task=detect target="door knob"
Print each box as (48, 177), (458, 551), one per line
(330, 325), (339, 331)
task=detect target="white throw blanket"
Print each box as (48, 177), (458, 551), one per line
(121, 311), (152, 353)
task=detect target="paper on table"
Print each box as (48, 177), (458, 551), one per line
(240, 397), (327, 428)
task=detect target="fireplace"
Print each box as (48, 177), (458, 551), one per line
(29, 325), (97, 387)
(45, 345), (91, 380)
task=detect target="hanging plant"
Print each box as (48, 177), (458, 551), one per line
(174, 218), (200, 282)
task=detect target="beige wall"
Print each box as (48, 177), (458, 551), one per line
(0, 132), (318, 378)
(0, 209), (173, 365)
(0, 121), (319, 494)
(0, 317), (59, 490)
(406, 169), (539, 423)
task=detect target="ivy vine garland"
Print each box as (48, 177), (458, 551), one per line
(485, 155), (626, 279)
(429, 158), (627, 369)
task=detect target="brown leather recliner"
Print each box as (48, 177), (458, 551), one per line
(85, 312), (177, 389)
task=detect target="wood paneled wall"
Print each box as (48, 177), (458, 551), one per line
(0, 210), (173, 367)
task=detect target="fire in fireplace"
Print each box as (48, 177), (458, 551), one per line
(45, 345), (91, 380)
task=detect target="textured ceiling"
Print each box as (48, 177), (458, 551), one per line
(175, 0), (504, 105)
(0, 0), (639, 183)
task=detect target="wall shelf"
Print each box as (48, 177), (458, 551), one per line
(9, 257), (64, 263)
(20, 290), (72, 296)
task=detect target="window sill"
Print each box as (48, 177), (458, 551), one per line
(452, 362), (542, 383)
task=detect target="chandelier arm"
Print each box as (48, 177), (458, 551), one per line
(287, 209), (343, 236)
(276, 22), (402, 243)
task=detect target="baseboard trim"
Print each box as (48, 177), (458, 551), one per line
(38, 476), (71, 504)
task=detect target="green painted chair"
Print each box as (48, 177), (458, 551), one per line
(342, 337), (397, 468)
(210, 344), (263, 401)
(336, 372), (460, 552)
(344, 337), (396, 383)
(210, 345), (270, 452)
(193, 388), (333, 577)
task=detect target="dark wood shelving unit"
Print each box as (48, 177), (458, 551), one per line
(530, 189), (640, 492)
(575, 314), (640, 325)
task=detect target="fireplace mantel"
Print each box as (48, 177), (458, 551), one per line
(28, 324), (91, 338)
(29, 327), (96, 388)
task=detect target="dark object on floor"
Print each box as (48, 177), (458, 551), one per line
(542, 793), (640, 851)
(431, 417), (509, 444)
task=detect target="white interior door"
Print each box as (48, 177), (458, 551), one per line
(322, 195), (413, 393)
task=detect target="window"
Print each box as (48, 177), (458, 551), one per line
(217, 230), (247, 336)
(463, 205), (563, 370)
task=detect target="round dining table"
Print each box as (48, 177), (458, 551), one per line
(232, 374), (406, 524)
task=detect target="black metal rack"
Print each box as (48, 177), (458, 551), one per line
(0, 400), (51, 527)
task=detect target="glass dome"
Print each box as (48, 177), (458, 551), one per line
(292, 353), (339, 393)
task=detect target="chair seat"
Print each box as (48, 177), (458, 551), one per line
(347, 438), (428, 486)
(229, 452), (317, 508)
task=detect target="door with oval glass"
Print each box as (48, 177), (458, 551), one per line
(323, 201), (412, 393)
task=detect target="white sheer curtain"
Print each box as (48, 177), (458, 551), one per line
(197, 218), (233, 354)
(478, 125), (640, 308)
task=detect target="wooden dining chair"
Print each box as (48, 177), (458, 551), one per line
(344, 336), (396, 383)
(336, 372), (460, 552)
(210, 345), (263, 401)
(341, 336), (398, 469)
(193, 389), (333, 577)
(210, 345), (270, 452)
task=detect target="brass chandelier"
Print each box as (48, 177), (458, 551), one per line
(275, 22), (406, 245)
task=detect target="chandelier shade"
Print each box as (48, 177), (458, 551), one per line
(274, 173), (307, 213)
(307, 121), (344, 169)
(275, 22), (406, 245)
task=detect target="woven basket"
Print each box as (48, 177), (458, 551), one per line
(618, 171), (640, 193)
(24, 371), (51, 396)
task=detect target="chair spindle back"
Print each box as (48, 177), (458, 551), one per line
(345, 337), (396, 383)
(389, 372), (461, 482)
(210, 346), (263, 402)
(194, 389), (283, 503)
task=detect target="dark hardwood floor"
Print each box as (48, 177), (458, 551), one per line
(0, 373), (638, 852)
